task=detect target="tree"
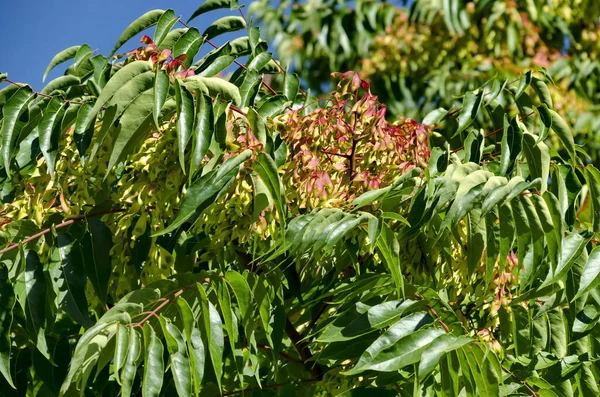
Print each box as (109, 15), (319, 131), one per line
(0, 1), (599, 396)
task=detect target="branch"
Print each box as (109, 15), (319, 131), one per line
(285, 318), (323, 379)
(4, 79), (92, 106)
(501, 365), (538, 396)
(0, 208), (126, 256)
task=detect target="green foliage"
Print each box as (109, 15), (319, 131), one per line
(1, 1), (600, 396)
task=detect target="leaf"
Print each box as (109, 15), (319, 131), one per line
(52, 233), (91, 327)
(573, 246), (600, 301)
(154, 9), (178, 47)
(173, 28), (204, 68)
(198, 55), (235, 77)
(522, 132), (550, 193)
(225, 270), (253, 336)
(175, 80), (194, 171)
(252, 153), (286, 224)
(455, 90), (483, 136)
(21, 251), (49, 359)
(87, 60), (153, 128)
(40, 75), (81, 95)
(176, 298), (205, 394)
(532, 77), (553, 108)
(283, 73), (300, 103)
(198, 284), (224, 391)
(110, 10), (166, 57)
(1, 86), (33, 174)
(344, 322), (444, 375)
(142, 324), (164, 397)
(549, 109), (576, 160)
(121, 327), (141, 397)
(318, 300), (421, 342)
(74, 103), (94, 160)
(190, 93), (213, 179)
(43, 45), (80, 82)
(81, 219), (112, 304)
(0, 265), (16, 389)
(113, 324), (129, 385)
(154, 150), (252, 236)
(38, 97), (66, 177)
(180, 75), (241, 106)
(188, 0), (239, 23)
(153, 69), (170, 129)
(161, 319), (192, 397)
(418, 334), (471, 380)
(202, 16), (247, 40)
(376, 223), (404, 299)
(542, 232), (589, 289)
(107, 91), (176, 174)
(499, 115), (522, 175)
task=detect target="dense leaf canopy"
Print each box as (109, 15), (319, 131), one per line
(0, 1), (600, 396)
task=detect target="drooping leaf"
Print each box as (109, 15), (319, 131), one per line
(202, 16), (247, 40)
(1, 86), (33, 174)
(142, 324), (164, 397)
(110, 10), (166, 57)
(175, 80), (194, 171)
(43, 45), (81, 82)
(180, 75), (241, 106)
(154, 9), (178, 47)
(188, 0), (239, 23)
(38, 97), (66, 177)
(153, 69), (170, 129)
(198, 284), (224, 391)
(154, 150), (252, 236)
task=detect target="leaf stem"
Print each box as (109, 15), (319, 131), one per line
(0, 208), (126, 256)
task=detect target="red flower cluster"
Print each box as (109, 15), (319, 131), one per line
(128, 35), (194, 79)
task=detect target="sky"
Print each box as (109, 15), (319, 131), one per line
(0, 1), (251, 91)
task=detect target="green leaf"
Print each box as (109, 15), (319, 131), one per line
(180, 75), (241, 106)
(142, 324), (164, 397)
(20, 251), (49, 359)
(283, 73), (300, 103)
(573, 246), (600, 301)
(107, 91), (176, 174)
(51, 233), (91, 327)
(202, 16), (247, 40)
(87, 60), (153, 128)
(318, 300), (421, 343)
(376, 223), (404, 299)
(0, 265), (16, 389)
(110, 10), (166, 57)
(188, 0), (239, 23)
(161, 319), (192, 397)
(585, 165), (600, 232)
(74, 102), (94, 160)
(175, 80), (194, 171)
(0, 73), (6, 84)
(252, 152), (286, 224)
(107, 71), (155, 116)
(40, 75), (81, 95)
(418, 334), (471, 380)
(154, 150), (252, 236)
(1, 86), (33, 174)
(198, 55), (235, 77)
(455, 90), (483, 136)
(224, 271), (253, 336)
(43, 45), (80, 82)
(522, 132), (550, 193)
(81, 219), (112, 304)
(173, 28), (204, 68)
(499, 115), (522, 175)
(198, 284), (224, 391)
(176, 298), (205, 394)
(154, 9), (178, 47)
(344, 320), (444, 375)
(38, 97), (66, 177)
(532, 77), (553, 108)
(153, 69), (170, 129)
(548, 109), (576, 160)
(190, 93), (213, 179)
(121, 327), (141, 397)
(113, 324), (129, 385)
(542, 232), (589, 289)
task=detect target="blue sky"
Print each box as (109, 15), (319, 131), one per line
(0, 1), (250, 90)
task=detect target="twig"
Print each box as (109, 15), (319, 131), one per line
(501, 365), (538, 396)
(3, 79), (91, 106)
(0, 208), (126, 255)
(131, 288), (186, 328)
(414, 293), (451, 333)
(285, 318), (323, 379)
